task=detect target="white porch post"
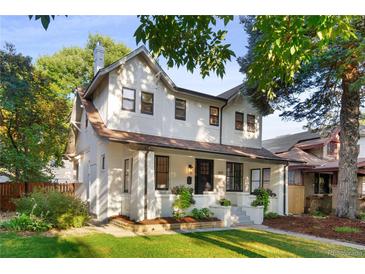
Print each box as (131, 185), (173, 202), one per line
(130, 150), (146, 222)
(146, 151), (156, 219)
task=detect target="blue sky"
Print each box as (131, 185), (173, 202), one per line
(0, 15), (307, 139)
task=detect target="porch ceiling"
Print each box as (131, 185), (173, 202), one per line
(78, 90), (289, 163)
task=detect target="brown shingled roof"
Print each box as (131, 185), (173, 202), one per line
(78, 91), (286, 163)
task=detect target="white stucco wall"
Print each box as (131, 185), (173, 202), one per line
(221, 94), (262, 148)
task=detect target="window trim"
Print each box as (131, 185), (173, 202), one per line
(122, 87), (136, 112)
(141, 91), (154, 115)
(250, 168), (261, 193)
(247, 114), (256, 133)
(235, 112), (244, 131)
(155, 155), (169, 190)
(175, 98), (186, 121)
(209, 106), (220, 126)
(226, 162), (243, 192)
(123, 158), (131, 193)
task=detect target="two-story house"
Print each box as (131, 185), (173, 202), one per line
(66, 44), (288, 226)
(264, 129), (365, 215)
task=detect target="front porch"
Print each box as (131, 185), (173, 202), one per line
(105, 143), (286, 226)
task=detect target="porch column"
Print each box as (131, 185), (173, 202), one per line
(146, 151), (156, 219)
(130, 150), (146, 222)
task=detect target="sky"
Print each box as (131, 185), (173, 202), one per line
(0, 15), (307, 140)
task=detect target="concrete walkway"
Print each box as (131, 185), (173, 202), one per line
(53, 222), (365, 251)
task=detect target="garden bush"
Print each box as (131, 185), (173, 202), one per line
(334, 226), (361, 233)
(0, 213), (52, 232)
(190, 208), (214, 220)
(251, 188), (270, 213)
(14, 190), (89, 229)
(264, 212), (279, 219)
(218, 198), (231, 206)
(172, 186), (195, 218)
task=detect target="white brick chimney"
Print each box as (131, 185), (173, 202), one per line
(93, 41), (105, 75)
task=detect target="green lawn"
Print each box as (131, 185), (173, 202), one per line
(0, 228), (364, 258)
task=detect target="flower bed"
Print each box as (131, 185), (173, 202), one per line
(263, 215), (365, 245)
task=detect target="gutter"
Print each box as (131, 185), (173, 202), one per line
(144, 149), (151, 220)
(283, 162), (289, 215)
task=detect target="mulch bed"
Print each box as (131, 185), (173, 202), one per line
(264, 215), (365, 245)
(113, 215), (220, 225)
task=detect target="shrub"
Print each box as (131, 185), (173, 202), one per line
(310, 210), (328, 218)
(251, 188), (270, 213)
(0, 213), (52, 232)
(14, 190), (89, 229)
(219, 198), (231, 206)
(265, 212), (279, 219)
(357, 213), (365, 221)
(265, 189), (277, 198)
(172, 186), (195, 218)
(334, 226), (361, 233)
(190, 208), (214, 220)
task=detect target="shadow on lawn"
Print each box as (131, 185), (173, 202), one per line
(181, 229), (343, 258)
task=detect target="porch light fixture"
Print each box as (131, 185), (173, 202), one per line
(187, 164), (193, 185)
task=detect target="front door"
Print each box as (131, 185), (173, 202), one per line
(195, 159), (214, 194)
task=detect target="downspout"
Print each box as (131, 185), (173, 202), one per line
(219, 100), (228, 145)
(283, 162), (289, 215)
(144, 151), (148, 220)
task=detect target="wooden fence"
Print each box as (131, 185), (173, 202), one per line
(288, 185), (305, 214)
(0, 182), (80, 212)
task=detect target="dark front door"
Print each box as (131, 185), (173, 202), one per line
(195, 159), (214, 194)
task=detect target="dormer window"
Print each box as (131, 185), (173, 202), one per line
(247, 114), (256, 133)
(122, 87), (136, 112)
(141, 92), (154, 115)
(235, 112), (244, 131)
(209, 106), (219, 126)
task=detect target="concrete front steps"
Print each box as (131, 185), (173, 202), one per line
(230, 206), (254, 225)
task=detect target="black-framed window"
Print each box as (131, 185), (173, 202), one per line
(141, 91), (154, 115)
(123, 159), (131, 193)
(262, 168), (271, 187)
(247, 114), (256, 133)
(175, 98), (186, 120)
(314, 173), (332, 194)
(155, 156), (169, 190)
(226, 162), (243, 192)
(210, 106), (219, 126)
(250, 169), (261, 192)
(235, 112), (244, 131)
(122, 87), (135, 111)
(288, 170), (295, 185)
(101, 154), (105, 171)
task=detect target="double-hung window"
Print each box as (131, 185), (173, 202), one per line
(175, 98), (186, 120)
(235, 112), (244, 131)
(262, 168), (271, 188)
(250, 169), (261, 193)
(141, 91), (154, 115)
(247, 114), (256, 133)
(123, 159), (131, 193)
(155, 156), (169, 190)
(122, 87), (135, 111)
(226, 162), (243, 192)
(210, 106), (219, 126)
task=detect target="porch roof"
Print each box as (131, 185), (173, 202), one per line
(79, 91), (288, 163)
(312, 158), (365, 173)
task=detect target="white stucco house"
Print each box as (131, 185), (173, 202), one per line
(66, 44), (289, 226)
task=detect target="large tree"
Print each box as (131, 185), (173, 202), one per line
(36, 34), (130, 97)
(0, 44), (69, 183)
(239, 16), (365, 219)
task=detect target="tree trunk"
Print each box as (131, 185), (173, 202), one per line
(336, 66), (360, 219)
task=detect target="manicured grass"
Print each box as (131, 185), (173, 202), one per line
(334, 226), (361, 233)
(0, 228), (364, 258)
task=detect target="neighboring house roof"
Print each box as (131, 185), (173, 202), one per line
(312, 158), (365, 174)
(294, 138), (329, 150)
(263, 131), (320, 153)
(277, 147), (326, 167)
(174, 87), (226, 102)
(78, 90), (287, 163)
